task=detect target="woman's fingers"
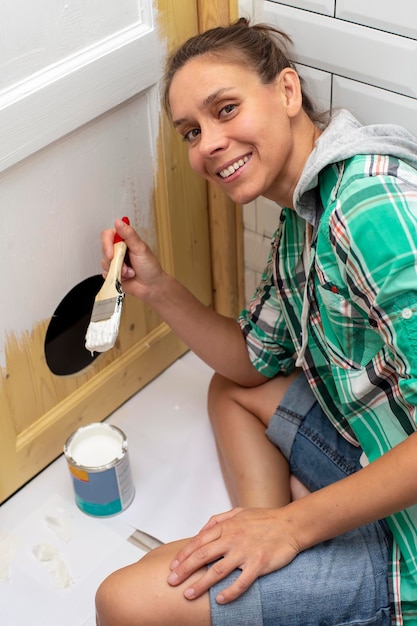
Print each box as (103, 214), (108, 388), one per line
(168, 509), (241, 571)
(168, 528), (262, 604)
(167, 510), (257, 601)
(99, 219), (164, 295)
(167, 507), (301, 604)
(168, 523), (224, 576)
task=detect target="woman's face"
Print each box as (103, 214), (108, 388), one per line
(169, 56), (301, 206)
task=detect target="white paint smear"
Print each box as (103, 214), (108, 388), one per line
(33, 543), (72, 589)
(0, 531), (21, 582)
(45, 512), (74, 544)
(0, 93), (158, 370)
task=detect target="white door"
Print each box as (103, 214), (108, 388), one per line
(0, 0), (215, 501)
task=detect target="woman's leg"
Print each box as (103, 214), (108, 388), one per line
(208, 397), (391, 626)
(208, 520), (391, 626)
(207, 370), (301, 507)
(96, 522), (390, 626)
(95, 540), (211, 626)
(96, 374), (390, 626)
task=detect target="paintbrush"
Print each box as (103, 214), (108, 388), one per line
(85, 216), (130, 354)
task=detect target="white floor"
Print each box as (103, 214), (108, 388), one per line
(0, 352), (231, 626)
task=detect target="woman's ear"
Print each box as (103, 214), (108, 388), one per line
(279, 68), (303, 117)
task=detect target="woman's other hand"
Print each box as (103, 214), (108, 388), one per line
(167, 507), (301, 604)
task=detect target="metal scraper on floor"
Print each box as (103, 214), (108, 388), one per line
(128, 528), (164, 552)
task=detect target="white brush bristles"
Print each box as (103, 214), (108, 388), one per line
(85, 298), (123, 354)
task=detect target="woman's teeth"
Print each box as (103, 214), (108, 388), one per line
(219, 155), (249, 179)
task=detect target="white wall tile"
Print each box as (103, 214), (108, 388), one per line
(265, 0), (335, 16)
(336, 0), (417, 40)
(297, 64), (332, 112)
(243, 200), (257, 232)
(264, 2), (417, 98)
(244, 229), (273, 273)
(257, 197), (281, 238)
(333, 76), (417, 137)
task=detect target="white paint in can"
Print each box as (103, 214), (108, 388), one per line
(64, 423), (135, 517)
(70, 427), (124, 467)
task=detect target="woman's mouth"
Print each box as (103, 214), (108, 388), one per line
(218, 155), (250, 179)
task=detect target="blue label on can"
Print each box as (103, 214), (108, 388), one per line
(71, 465), (123, 516)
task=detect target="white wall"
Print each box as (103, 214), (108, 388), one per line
(0, 0), (163, 369)
(242, 0), (417, 304)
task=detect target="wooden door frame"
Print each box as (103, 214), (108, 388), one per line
(198, 0), (244, 317)
(159, 0), (244, 318)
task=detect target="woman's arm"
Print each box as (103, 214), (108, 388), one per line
(101, 219), (266, 386)
(167, 430), (417, 604)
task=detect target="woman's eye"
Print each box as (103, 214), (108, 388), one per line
(183, 128), (200, 143)
(220, 103), (236, 117)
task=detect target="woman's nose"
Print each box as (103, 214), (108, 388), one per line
(198, 124), (228, 156)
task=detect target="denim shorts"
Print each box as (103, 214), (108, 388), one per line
(209, 374), (391, 626)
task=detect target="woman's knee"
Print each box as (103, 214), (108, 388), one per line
(95, 546), (173, 626)
(207, 372), (244, 429)
(208, 372), (235, 409)
(95, 541), (211, 626)
(95, 566), (135, 626)
(208, 370), (301, 429)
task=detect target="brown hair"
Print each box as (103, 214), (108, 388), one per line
(162, 17), (326, 125)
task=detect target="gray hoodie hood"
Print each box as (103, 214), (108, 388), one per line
(294, 109), (417, 223)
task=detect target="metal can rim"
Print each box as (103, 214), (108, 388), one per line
(63, 422), (128, 471)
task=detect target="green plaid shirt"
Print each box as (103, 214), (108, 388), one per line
(239, 154), (417, 623)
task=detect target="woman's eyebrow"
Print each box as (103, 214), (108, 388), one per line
(172, 87), (233, 128)
(201, 87), (232, 108)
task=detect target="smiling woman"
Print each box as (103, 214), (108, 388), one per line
(168, 56), (310, 208)
(165, 22), (323, 208)
(95, 16), (417, 626)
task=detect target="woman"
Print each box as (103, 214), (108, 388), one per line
(95, 18), (417, 625)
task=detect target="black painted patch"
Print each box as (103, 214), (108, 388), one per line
(45, 275), (104, 376)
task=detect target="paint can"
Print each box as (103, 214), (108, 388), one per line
(64, 422), (135, 517)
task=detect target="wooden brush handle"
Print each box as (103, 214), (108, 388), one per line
(97, 240), (127, 300)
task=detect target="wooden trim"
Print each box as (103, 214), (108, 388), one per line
(197, 0), (245, 317)
(197, 0), (238, 26)
(207, 187), (245, 315)
(156, 0), (213, 306)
